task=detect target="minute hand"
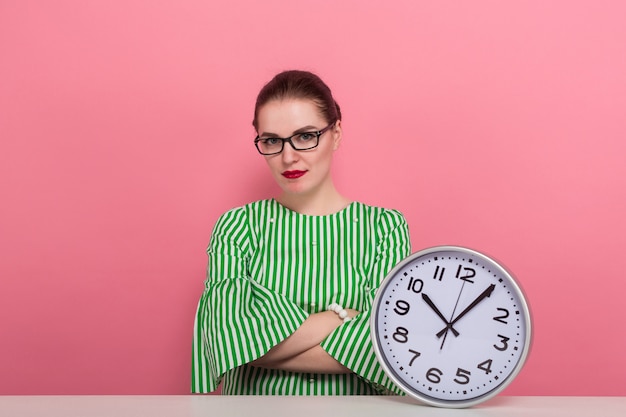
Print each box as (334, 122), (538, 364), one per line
(436, 284), (496, 338)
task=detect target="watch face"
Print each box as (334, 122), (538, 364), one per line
(371, 246), (532, 408)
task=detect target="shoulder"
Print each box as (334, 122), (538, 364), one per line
(354, 203), (411, 254)
(207, 200), (276, 252)
(215, 199), (273, 221)
(212, 199), (273, 236)
(352, 202), (407, 226)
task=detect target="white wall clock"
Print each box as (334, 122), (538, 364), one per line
(371, 246), (532, 408)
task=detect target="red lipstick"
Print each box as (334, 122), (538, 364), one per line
(282, 170), (307, 179)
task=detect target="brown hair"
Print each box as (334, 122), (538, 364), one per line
(252, 70), (342, 130)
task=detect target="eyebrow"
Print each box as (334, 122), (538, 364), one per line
(259, 125), (320, 138)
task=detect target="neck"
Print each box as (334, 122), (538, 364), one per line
(276, 184), (351, 216)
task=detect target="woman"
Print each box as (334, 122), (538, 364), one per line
(192, 70), (411, 395)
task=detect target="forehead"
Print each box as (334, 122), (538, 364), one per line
(256, 98), (325, 135)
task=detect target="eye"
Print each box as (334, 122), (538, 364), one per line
(260, 137), (281, 145)
(297, 132), (316, 142)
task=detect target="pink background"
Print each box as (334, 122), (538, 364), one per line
(1, 1), (625, 395)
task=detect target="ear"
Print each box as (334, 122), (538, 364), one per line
(331, 120), (343, 151)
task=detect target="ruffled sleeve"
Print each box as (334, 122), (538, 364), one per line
(320, 209), (411, 394)
(191, 206), (308, 393)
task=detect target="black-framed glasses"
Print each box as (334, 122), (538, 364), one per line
(254, 121), (336, 155)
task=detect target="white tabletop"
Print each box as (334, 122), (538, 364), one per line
(1, 395), (624, 417)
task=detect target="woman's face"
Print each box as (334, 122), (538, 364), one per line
(255, 98), (342, 198)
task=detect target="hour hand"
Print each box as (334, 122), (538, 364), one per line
(421, 293), (459, 337)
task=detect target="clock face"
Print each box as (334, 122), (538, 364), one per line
(371, 246), (532, 408)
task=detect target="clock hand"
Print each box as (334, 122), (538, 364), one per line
(438, 279), (468, 350)
(421, 293), (460, 337)
(436, 284), (496, 338)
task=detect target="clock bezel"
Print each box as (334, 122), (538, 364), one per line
(370, 245), (533, 408)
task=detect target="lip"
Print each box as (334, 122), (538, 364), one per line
(282, 170), (307, 179)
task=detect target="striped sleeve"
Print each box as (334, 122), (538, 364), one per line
(320, 208), (411, 394)
(191, 207), (308, 393)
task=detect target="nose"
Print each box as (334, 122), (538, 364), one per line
(281, 142), (299, 164)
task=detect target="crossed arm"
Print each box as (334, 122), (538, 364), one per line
(251, 309), (359, 374)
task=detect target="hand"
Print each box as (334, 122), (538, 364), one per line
(344, 308), (360, 320)
(421, 293), (459, 337)
(436, 284), (495, 338)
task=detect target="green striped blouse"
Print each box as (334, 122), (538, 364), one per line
(192, 199), (411, 395)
